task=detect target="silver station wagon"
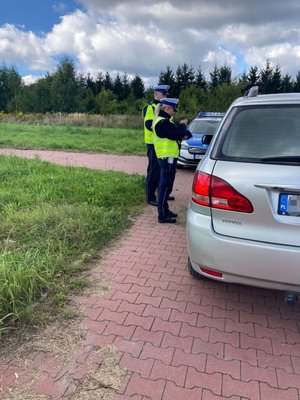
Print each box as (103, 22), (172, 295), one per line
(186, 87), (300, 304)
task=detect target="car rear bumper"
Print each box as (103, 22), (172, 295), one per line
(187, 206), (300, 292)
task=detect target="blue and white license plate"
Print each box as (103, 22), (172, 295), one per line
(278, 193), (300, 216)
(193, 154), (202, 160)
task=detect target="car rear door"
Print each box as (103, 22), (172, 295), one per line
(211, 160), (300, 247)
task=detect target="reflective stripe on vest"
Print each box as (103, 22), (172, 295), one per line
(152, 116), (179, 158)
(143, 103), (156, 144)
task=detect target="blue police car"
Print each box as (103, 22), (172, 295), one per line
(177, 112), (225, 167)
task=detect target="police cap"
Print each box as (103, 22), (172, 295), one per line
(154, 84), (170, 94)
(160, 97), (179, 110)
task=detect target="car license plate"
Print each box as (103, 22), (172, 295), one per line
(194, 154), (202, 160)
(278, 193), (300, 216)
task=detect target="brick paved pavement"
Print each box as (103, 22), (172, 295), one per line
(0, 149), (300, 400)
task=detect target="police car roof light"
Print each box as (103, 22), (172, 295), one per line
(198, 112), (225, 118)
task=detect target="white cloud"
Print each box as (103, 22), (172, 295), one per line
(245, 43), (300, 76)
(1, 0), (300, 84)
(0, 24), (54, 70)
(22, 75), (40, 85)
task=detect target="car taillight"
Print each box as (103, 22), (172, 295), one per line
(200, 267), (223, 278)
(192, 171), (211, 206)
(192, 171), (253, 213)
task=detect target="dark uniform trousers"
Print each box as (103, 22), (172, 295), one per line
(157, 157), (177, 219)
(146, 144), (160, 202)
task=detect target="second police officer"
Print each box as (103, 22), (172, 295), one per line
(143, 85), (175, 206)
(152, 98), (192, 223)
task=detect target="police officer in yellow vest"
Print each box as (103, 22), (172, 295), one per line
(153, 98), (192, 223)
(143, 85), (173, 206)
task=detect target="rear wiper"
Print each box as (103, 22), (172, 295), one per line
(260, 156), (300, 163)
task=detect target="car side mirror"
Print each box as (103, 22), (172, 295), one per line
(202, 134), (213, 145)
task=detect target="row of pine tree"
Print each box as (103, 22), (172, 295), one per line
(1, 57), (300, 117)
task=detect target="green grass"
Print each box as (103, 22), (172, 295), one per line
(0, 123), (145, 155)
(0, 155), (145, 333)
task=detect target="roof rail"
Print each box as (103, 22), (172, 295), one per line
(244, 85), (259, 98)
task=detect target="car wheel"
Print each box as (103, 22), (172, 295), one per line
(188, 257), (204, 279)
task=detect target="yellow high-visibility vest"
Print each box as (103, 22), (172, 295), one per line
(143, 103), (156, 144)
(152, 116), (179, 158)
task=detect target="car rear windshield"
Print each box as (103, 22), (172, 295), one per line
(189, 119), (221, 135)
(213, 105), (300, 163)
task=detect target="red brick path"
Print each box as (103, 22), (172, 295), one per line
(0, 149), (300, 400)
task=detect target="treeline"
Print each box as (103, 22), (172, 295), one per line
(1, 57), (300, 118)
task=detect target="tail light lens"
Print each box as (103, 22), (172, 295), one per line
(192, 171), (253, 213)
(200, 267), (223, 278)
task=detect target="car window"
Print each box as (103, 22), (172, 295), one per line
(215, 105), (300, 161)
(189, 119), (221, 135)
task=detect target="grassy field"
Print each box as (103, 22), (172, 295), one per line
(0, 123), (145, 155)
(0, 112), (144, 129)
(0, 155), (145, 333)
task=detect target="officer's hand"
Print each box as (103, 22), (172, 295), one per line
(180, 119), (188, 125)
(183, 130), (193, 140)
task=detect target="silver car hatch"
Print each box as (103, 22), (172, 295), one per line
(211, 162), (300, 247)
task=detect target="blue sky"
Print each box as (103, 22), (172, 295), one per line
(0, 0), (81, 33)
(1, 0), (300, 86)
